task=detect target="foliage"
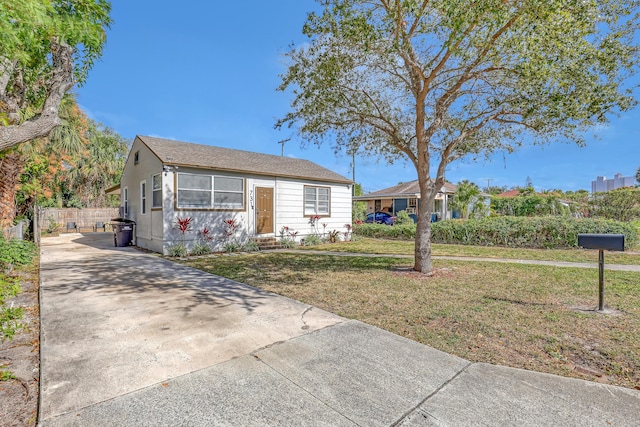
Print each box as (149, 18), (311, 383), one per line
(167, 243), (188, 258)
(190, 242), (212, 256)
(394, 210), (414, 226)
(241, 240), (260, 252)
(0, 239), (36, 271)
(45, 216), (60, 234)
(175, 217), (193, 235)
(354, 223), (417, 240)
(223, 242), (241, 253)
(430, 217), (638, 249)
(191, 227), (214, 255)
(304, 234), (323, 246)
(588, 188), (640, 222)
(636, 166), (640, 185)
(0, 238), (34, 342)
(354, 217), (638, 250)
(451, 180), (485, 220)
(485, 186), (508, 195)
(66, 122), (128, 208)
(277, 0), (639, 273)
(0, 275), (23, 341)
(8, 98), (128, 232)
(0, 0), (113, 150)
(0, 370), (16, 381)
(278, 226), (298, 248)
(491, 193), (572, 217)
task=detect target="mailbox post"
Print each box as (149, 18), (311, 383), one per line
(577, 234), (625, 311)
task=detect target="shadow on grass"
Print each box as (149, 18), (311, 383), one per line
(180, 253), (409, 286)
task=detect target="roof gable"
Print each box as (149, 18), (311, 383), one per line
(136, 135), (351, 184)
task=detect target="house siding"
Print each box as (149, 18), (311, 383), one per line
(121, 139), (164, 253)
(120, 137), (352, 255)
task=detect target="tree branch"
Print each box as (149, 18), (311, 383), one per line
(0, 42), (74, 152)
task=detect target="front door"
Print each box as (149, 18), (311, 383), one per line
(256, 187), (274, 234)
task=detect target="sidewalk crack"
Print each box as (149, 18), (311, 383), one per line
(391, 361), (473, 426)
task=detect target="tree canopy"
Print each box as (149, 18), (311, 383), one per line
(0, 0), (111, 151)
(278, 0), (639, 273)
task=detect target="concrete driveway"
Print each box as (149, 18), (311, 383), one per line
(39, 233), (640, 426)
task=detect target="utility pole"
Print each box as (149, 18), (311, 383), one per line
(486, 178), (493, 191)
(277, 138), (291, 157)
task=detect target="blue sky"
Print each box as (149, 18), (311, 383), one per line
(77, 1), (640, 194)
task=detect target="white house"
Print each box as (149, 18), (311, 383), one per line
(116, 136), (352, 254)
(353, 180), (458, 220)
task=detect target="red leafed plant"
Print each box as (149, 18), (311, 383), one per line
(223, 219), (239, 238)
(198, 226), (213, 241)
(175, 217), (193, 234)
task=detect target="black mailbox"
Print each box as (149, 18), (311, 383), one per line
(577, 234), (625, 252)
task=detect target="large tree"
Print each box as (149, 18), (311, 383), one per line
(0, 0), (111, 151)
(277, 0), (639, 273)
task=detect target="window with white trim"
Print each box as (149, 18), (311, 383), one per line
(177, 173), (244, 209)
(140, 180), (147, 214)
(152, 174), (162, 208)
(304, 186), (330, 215)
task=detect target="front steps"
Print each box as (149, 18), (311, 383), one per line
(252, 237), (283, 250)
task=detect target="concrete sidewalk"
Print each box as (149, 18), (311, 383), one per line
(39, 234), (640, 426)
(277, 249), (640, 272)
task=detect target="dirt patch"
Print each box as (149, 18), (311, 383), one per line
(0, 268), (40, 427)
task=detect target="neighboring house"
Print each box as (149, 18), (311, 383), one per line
(353, 180), (458, 220)
(115, 136), (352, 254)
(591, 173), (635, 193)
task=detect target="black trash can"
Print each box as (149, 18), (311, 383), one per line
(111, 218), (135, 247)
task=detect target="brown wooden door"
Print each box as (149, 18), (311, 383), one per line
(256, 187), (274, 234)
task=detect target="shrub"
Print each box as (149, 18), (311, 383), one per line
(167, 243), (188, 257)
(190, 242), (212, 256)
(0, 239), (36, 271)
(304, 234), (323, 246)
(353, 223), (416, 240)
(241, 240), (260, 252)
(223, 242), (241, 253)
(431, 217), (638, 249)
(394, 210), (414, 226)
(1, 275), (23, 341)
(354, 217), (639, 249)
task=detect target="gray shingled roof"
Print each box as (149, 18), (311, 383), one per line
(137, 135), (351, 184)
(354, 180), (457, 199)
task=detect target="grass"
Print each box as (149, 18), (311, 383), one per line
(179, 252), (640, 390)
(296, 238), (640, 265)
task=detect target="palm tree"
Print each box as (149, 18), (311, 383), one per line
(0, 95), (87, 229)
(68, 124), (128, 207)
(451, 180), (481, 220)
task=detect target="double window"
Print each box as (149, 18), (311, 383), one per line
(304, 186), (330, 215)
(177, 173), (244, 209)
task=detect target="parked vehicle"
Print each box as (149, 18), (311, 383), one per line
(365, 211), (396, 225)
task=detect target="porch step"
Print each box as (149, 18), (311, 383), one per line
(251, 237), (283, 251)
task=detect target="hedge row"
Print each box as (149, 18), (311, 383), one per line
(354, 217), (639, 249)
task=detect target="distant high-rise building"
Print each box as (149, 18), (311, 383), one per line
(591, 173), (635, 193)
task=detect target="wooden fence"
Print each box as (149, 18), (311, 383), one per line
(38, 207), (120, 233)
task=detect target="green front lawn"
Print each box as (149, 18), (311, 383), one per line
(296, 238), (640, 265)
(179, 251), (640, 390)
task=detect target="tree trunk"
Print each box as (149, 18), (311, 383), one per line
(414, 175), (438, 273)
(0, 151), (24, 229)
